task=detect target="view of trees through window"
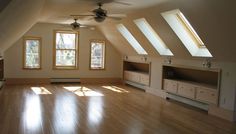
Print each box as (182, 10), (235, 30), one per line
(24, 39), (40, 69)
(90, 41), (105, 69)
(55, 32), (77, 68)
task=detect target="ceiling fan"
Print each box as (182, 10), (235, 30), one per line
(62, 17), (94, 31)
(73, 2), (127, 23)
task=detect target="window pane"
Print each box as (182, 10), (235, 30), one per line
(25, 40), (40, 68)
(116, 24), (148, 55)
(56, 50), (76, 66)
(90, 42), (105, 69)
(56, 33), (76, 49)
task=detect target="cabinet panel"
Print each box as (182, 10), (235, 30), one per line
(124, 71), (146, 84)
(140, 74), (149, 86)
(163, 79), (178, 94)
(196, 87), (218, 104)
(177, 83), (195, 99)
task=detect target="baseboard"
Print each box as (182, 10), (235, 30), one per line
(5, 78), (122, 85)
(80, 78), (122, 84)
(208, 105), (235, 122)
(124, 80), (147, 90)
(5, 78), (50, 85)
(145, 87), (167, 98)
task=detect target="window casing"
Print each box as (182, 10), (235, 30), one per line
(23, 37), (41, 69)
(134, 18), (173, 56)
(53, 30), (78, 69)
(161, 9), (212, 57)
(116, 24), (148, 55)
(90, 40), (106, 70)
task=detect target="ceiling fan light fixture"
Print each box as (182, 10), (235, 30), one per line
(94, 16), (105, 22)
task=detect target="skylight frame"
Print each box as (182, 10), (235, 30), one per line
(161, 9), (212, 57)
(134, 18), (173, 56)
(116, 24), (148, 55)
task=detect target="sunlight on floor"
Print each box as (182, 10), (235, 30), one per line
(31, 87), (52, 94)
(64, 86), (104, 97)
(102, 86), (129, 93)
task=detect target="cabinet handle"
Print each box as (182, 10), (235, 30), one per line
(211, 94), (215, 96)
(200, 91), (204, 93)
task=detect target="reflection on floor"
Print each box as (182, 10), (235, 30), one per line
(0, 84), (235, 134)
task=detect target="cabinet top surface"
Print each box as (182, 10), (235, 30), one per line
(162, 64), (220, 72)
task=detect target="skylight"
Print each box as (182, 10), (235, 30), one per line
(161, 9), (212, 57)
(134, 18), (173, 56)
(116, 24), (148, 55)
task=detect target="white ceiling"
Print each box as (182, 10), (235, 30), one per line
(39, 0), (167, 25)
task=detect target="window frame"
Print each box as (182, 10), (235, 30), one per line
(161, 9), (212, 57)
(53, 30), (79, 70)
(23, 36), (42, 70)
(134, 18), (173, 56)
(116, 24), (148, 55)
(89, 40), (106, 70)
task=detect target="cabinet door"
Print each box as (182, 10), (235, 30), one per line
(124, 71), (131, 81)
(177, 83), (196, 99)
(196, 87), (218, 104)
(140, 74), (149, 86)
(132, 72), (140, 83)
(163, 79), (178, 94)
(124, 71), (139, 83)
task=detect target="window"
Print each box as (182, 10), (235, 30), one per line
(116, 24), (148, 55)
(23, 37), (41, 69)
(161, 9), (212, 57)
(134, 18), (173, 56)
(90, 40), (106, 70)
(53, 30), (78, 69)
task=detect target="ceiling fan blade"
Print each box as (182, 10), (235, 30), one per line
(71, 14), (95, 17)
(106, 16), (123, 21)
(113, 1), (132, 6)
(107, 14), (127, 18)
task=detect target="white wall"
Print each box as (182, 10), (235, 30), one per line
(126, 56), (236, 112)
(4, 23), (122, 79)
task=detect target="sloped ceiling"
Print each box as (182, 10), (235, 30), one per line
(0, 0), (236, 62)
(99, 0), (236, 61)
(0, 0), (45, 55)
(0, 0), (12, 12)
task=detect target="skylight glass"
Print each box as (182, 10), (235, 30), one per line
(134, 18), (173, 56)
(161, 9), (212, 57)
(116, 24), (148, 55)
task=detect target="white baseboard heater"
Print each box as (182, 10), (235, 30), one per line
(50, 78), (81, 83)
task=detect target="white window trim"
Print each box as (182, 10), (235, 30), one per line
(116, 24), (148, 55)
(161, 9), (212, 57)
(134, 18), (173, 56)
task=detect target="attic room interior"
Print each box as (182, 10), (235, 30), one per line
(0, 0), (236, 133)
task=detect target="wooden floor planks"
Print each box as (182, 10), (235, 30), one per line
(0, 84), (235, 134)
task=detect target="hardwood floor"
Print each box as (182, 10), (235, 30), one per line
(0, 84), (235, 134)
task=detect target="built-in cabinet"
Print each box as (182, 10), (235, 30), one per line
(124, 71), (149, 86)
(162, 65), (220, 105)
(123, 61), (151, 89)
